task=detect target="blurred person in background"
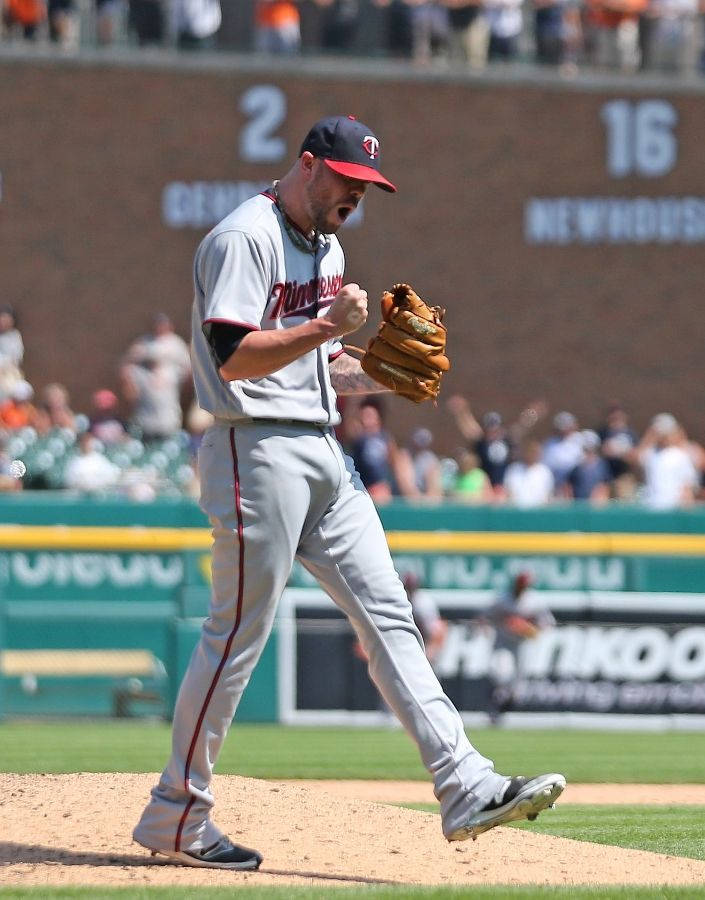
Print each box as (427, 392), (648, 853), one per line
(451, 447), (494, 503)
(371, 0), (414, 57)
(172, 0), (221, 50)
(542, 410), (583, 491)
(397, 426), (444, 501)
(484, 0), (523, 59)
(0, 380), (36, 430)
(128, 0), (164, 44)
(633, 413), (699, 509)
(583, 0), (646, 70)
(39, 383), (76, 431)
(0, 305), (24, 401)
(533, 0), (571, 64)
(408, 0), (451, 65)
(64, 431), (120, 494)
(597, 401), (638, 498)
(446, 394), (546, 497)
(564, 429), (611, 503)
(480, 572), (555, 723)
(313, 0), (360, 52)
(128, 312), (192, 385)
(95, 0), (123, 45)
(350, 396), (400, 504)
(503, 438), (554, 507)
(2, 0), (45, 39)
(47, 0), (80, 49)
(253, 0), (300, 53)
(120, 345), (184, 441)
(639, 0), (699, 74)
(445, 0), (489, 67)
(89, 388), (127, 444)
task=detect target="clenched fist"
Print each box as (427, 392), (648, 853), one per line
(325, 283), (368, 336)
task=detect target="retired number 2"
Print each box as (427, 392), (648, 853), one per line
(239, 85), (287, 164)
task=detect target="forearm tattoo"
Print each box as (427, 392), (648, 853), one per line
(329, 351), (389, 395)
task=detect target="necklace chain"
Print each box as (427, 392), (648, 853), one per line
(271, 181), (322, 255)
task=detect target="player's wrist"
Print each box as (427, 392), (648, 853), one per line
(314, 315), (342, 340)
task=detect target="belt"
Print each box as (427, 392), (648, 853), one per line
(216, 417), (327, 428)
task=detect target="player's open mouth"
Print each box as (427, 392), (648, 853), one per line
(337, 205), (353, 221)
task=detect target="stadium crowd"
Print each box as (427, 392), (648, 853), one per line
(0, 304), (703, 509)
(2, 0), (705, 77)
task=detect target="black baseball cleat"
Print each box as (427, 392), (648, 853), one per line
(446, 773), (566, 842)
(142, 835), (263, 870)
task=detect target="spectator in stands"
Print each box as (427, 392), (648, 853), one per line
(48, 0), (80, 48)
(446, 394), (546, 496)
(451, 447), (494, 503)
(484, 0), (523, 59)
(120, 346), (185, 442)
(408, 0), (451, 65)
(39, 383), (76, 431)
(64, 431), (120, 494)
(503, 438), (554, 507)
(128, 0), (165, 45)
(542, 410), (584, 490)
(444, 0), (489, 68)
(398, 426), (444, 501)
(0, 305), (25, 402)
(172, 0), (221, 50)
(2, 0), (45, 39)
(633, 412), (699, 509)
(89, 388), (127, 444)
(0, 380), (36, 430)
(639, 0), (699, 73)
(95, 0), (123, 45)
(254, 0), (301, 53)
(313, 0), (361, 51)
(584, 0), (645, 70)
(371, 0), (414, 57)
(128, 313), (191, 383)
(597, 402), (638, 497)
(565, 429), (611, 503)
(533, 0), (568, 64)
(350, 396), (400, 504)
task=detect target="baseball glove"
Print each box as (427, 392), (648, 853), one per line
(347, 283), (449, 403)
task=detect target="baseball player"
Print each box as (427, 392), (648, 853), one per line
(132, 115), (565, 870)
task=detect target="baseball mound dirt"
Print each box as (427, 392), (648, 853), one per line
(2, 773), (705, 889)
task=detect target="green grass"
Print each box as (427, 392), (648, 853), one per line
(407, 803), (705, 863)
(1, 887), (705, 899)
(1, 722), (705, 782)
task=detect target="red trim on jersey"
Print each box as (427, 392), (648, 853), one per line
(261, 191), (276, 202)
(203, 318), (261, 331)
(328, 346), (345, 361)
(174, 427), (246, 852)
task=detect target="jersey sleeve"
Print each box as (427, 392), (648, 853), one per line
(328, 337), (344, 361)
(197, 229), (270, 331)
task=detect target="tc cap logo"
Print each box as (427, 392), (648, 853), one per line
(362, 136), (380, 159)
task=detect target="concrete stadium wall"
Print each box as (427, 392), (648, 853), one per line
(2, 52), (705, 449)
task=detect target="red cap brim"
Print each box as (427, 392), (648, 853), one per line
(324, 159), (397, 193)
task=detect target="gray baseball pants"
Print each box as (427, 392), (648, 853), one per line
(133, 421), (504, 851)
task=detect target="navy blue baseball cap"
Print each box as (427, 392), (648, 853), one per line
(300, 115), (397, 193)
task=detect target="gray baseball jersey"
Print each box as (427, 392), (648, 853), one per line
(190, 191), (344, 425)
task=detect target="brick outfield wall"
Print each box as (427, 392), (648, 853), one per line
(2, 57), (704, 452)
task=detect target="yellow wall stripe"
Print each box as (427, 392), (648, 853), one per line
(0, 525), (704, 556)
